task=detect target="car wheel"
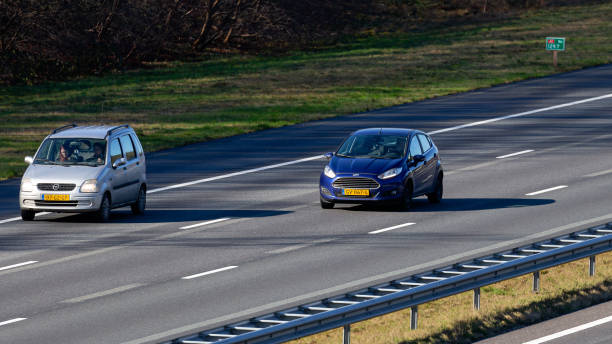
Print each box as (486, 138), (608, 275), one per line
(131, 186), (146, 215)
(427, 175), (443, 204)
(97, 193), (111, 222)
(399, 184), (413, 211)
(21, 209), (35, 221)
(320, 197), (335, 209)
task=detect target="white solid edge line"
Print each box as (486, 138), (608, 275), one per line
(0, 260), (38, 272)
(0, 318), (27, 327)
(0, 216), (21, 224)
(496, 149), (534, 159)
(428, 92), (612, 135)
(136, 92), (612, 194)
(522, 315), (612, 344)
(526, 185), (568, 196)
(182, 266), (238, 280)
(3, 92), (612, 225)
(369, 222), (416, 234)
(0, 212), (50, 224)
(179, 218), (231, 230)
(148, 155), (324, 194)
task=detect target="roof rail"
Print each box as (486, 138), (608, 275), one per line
(105, 124), (130, 138)
(51, 124), (77, 134)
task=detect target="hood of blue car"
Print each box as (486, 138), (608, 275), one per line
(330, 156), (402, 175)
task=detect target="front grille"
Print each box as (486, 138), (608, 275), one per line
(38, 183), (76, 191)
(332, 177), (380, 189)
(34, 200), (78, 207)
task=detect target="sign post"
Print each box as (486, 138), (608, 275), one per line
(545, 37), (565, 67)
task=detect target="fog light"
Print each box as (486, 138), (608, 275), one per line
(320, 186), (332, 196)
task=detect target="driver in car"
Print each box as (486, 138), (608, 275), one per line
(58, 144), (75, 162)
(91, 142), (105, 163)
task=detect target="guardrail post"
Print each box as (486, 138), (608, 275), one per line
(473, 287), (480, 310)
(589, 255), (596, 276)
(410, 306), (418, 330)
(533, 271), (540, 293)
(343, 324), (350, 344)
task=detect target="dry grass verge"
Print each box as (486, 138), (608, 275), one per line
(290, 252), (612, 344)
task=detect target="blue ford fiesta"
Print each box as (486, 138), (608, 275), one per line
(319, 128), (443, 210)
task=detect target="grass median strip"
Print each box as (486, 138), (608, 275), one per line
(1, 2), (611, 180)
(290, 251), (612, 344)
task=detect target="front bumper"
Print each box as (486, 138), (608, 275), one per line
(19, 190), (104, 213)
(319, 174), (405, 203)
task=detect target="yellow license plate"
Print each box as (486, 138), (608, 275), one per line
(343, 189), (369, 196)
(43, 194), (70, 201)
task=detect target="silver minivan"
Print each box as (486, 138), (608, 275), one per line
(19, 124), (147, 222)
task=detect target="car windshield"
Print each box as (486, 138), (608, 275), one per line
(34, 138), (107, 166)
(336, 135), (407, 159)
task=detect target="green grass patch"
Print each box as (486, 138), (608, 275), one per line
(1, 2), (611, 180)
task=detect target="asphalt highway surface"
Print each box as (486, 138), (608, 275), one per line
(0, 65), (611, 343)
(478, 300), (612, 344)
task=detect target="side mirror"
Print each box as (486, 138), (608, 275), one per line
(324, 152), (334, 160)
(24, 156), (33, 164)
(413, 154), (425, 162)
(112, 157), (127, 169)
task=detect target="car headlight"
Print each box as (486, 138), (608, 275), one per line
(324, 165), (336, 178)
(80, 179), (99, 193)
(378, 167), (403, 180)
(21, 178), (33, 192)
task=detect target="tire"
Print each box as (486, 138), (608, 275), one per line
(427, 175), (443, 204)
(320, 197), (335, 209)
(21, 209), (35, 221)
(399, 184), (413, 211)
(131, 186), (146, 215)
(97, 193), (111, 222)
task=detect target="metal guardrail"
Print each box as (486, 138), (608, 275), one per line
(164, 222), (612, 344)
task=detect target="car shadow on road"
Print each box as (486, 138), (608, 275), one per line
(42, 208), (292, 224)
(340, 197), (555, 212)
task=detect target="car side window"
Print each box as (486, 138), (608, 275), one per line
(409, 136), (423, 158)
(120, 135), (136, 161)
(110, 139), (123, 164)
(130, 134), (143, 156)
(417, 134), (432, 152)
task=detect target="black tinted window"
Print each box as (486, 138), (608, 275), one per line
(417, 134), (432, 152)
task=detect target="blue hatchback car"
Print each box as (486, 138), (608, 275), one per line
(319, 128), (443, 209)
